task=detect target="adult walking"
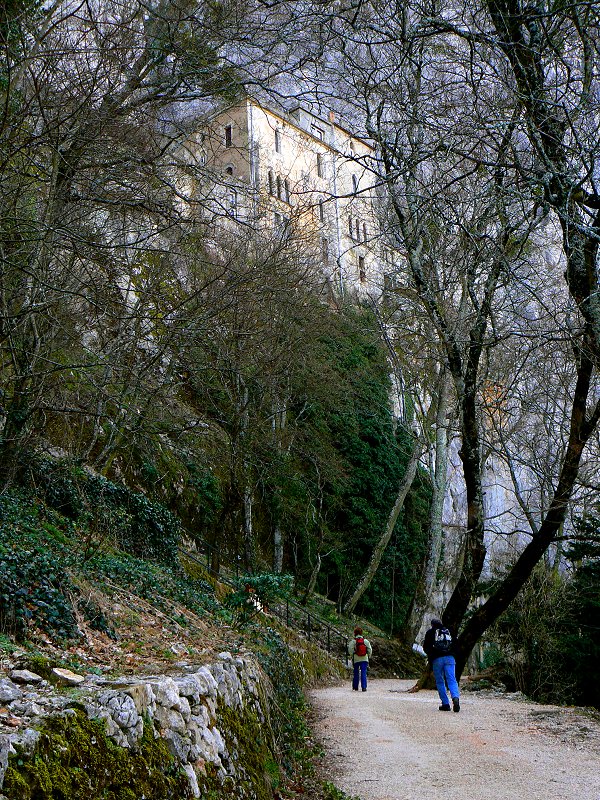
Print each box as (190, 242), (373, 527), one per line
(423, 618), (460, 712)
(348, 626), (372, 691)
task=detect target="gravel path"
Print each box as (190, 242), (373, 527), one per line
(309, 679), (600, 800)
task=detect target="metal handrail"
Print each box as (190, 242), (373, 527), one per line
(177, 540), (350, 665)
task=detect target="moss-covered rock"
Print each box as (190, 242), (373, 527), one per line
(3, 711), (192, 800)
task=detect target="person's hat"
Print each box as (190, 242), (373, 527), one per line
(431, 618), (443, 627)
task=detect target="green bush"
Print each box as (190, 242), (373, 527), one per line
(0, 487), (222, 645)
(225, 573), (293, 625)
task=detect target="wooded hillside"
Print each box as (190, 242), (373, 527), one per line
(1, 0), (600, 711)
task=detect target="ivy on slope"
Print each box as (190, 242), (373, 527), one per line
(0, 487), (223, 644)
(25, 454), (180, 563)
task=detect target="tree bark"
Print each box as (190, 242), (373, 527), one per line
(406, 371), (452, 641)
(454, 348), (600, 676)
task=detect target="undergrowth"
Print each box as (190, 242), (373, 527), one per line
(0, 487), (224, 644)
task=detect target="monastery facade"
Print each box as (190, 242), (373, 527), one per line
(180, 96), (400, 297)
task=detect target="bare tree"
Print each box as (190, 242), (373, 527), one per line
(315, 0), (600, 673)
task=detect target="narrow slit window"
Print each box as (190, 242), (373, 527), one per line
(284, 178), (290, 204)
(225, 125), (232, 148)
(319, 200), (325, 222)
(268, 170), (274, 195)
(276, 175), (282, 200)
(228, 189), (237, 216)
(275, 129), (281, 153)
(359, 255), (366, 283)
(352, 174), (358, 193)
(317, 153), (323, 178)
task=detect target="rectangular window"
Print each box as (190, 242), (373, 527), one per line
(317, 154), (323, 178)
(276, 175), (282, 200)
(268, 170), (274, 195)
(275, 129), (281, 153)
(284, 178), (291, 204)
(312, 124), (324, 140)
(359, 256), (366, 283)
(319, 200), (325, 222)
(225, 125), (232, 148)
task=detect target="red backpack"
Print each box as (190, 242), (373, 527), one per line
(355, 636), (367, 657)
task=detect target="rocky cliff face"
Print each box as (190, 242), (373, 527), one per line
(1, 652), (278, 799)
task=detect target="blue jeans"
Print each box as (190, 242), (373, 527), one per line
(353, 661), (368, 690)
(432, 656), (460, 704)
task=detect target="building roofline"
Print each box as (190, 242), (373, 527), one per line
(211, 95), (375, 155)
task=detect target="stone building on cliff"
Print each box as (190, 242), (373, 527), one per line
(176, 95), (401, 299)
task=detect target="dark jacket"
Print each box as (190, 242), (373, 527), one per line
(423, 623), (457, 664)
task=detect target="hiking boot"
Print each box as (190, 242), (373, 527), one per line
(452, 697), (460, 713)
(439, 704), (451, 711)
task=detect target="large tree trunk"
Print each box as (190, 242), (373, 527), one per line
(454, 349), (600, 677)
(343, 432), (421, 615)
(273, 524), (284, 574)
(406, 372), (452, 642)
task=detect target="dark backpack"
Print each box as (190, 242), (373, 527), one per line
(432, 627), (452, 655)
(355, 636), (368, 657)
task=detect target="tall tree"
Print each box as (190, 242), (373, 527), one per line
(317, 0), (600, 672)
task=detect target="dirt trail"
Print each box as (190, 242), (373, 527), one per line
(310, 679), (600, 800)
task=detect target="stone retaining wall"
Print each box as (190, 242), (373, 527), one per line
(0, 652), (272, 799)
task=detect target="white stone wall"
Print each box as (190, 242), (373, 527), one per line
(0, 652), (269, 799)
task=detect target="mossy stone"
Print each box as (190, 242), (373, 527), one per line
(3, 710), (192, 800)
